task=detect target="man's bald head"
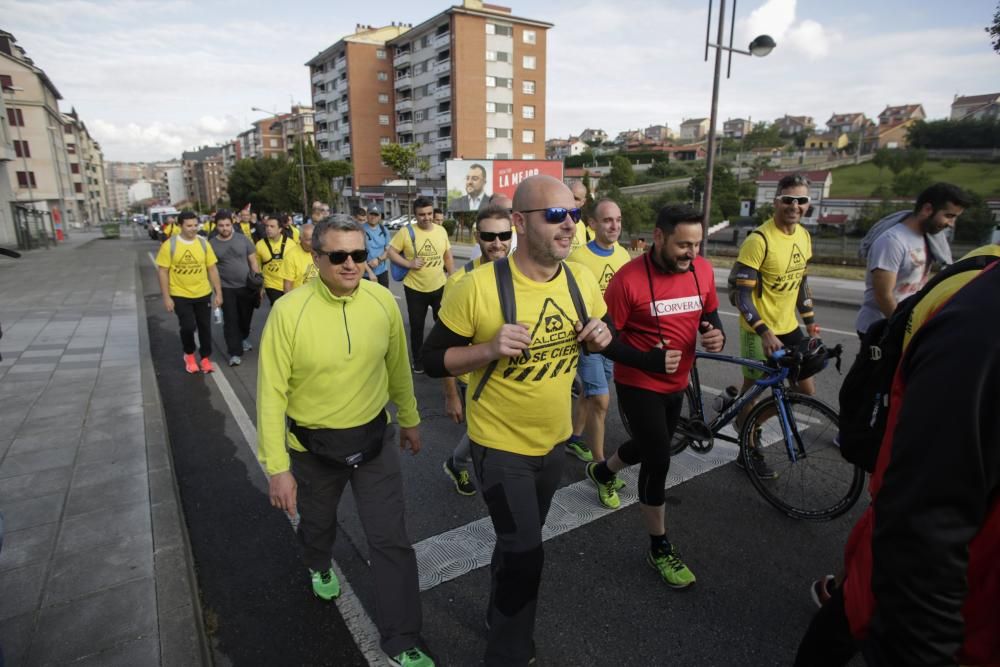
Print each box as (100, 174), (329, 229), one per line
(490, 193), (513, 210)
(569, 180), (588, 206)
(512, 175), (571, 212)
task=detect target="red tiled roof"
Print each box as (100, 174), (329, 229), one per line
(757, 170), (831, 183)
(952, 93), (1000, 107)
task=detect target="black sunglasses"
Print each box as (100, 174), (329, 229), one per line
(478, 230), (513, 242)
(518, 207), (582, 223)
(777, 195), (810, 206)
(323, 249), (368, 265)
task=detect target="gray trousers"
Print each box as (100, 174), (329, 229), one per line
(470, 441), (563, 667)
(289, 423), (422, 657)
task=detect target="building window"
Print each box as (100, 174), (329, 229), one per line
(15, 171), (36, 188)
(13, 139), (29, 158)
(7, 107), (24, 127)
(523, 30), (536, 44)
(380, 136), (391, 145)
(522, 105), (535, 119)
(66, 143), (76, 154)
(378, 93), (389, 104)
(74, 182), (83, 193)
(523, 80), (535, 95)
(71, 162), (80, 174)
(523, 153), (535, 159)
(497, 51), (510, 62)
(486, 102), (496, 113)
(522, 130), (535, 144)
(523, 55), (536, 70)
(0, 74), (12, 89)
(486, 76), (496, 88)
(486, 50), (497, 61)
(421, 35), (430, 48)
(270, 138), (279, 147)
(496, 128), (511, 139)
(376, 49), (386, 59)
(377, 71), (388, 81)
(497, 77), (513, 89)
(486, 127), (497, 139)
(486, 23), (495, 35)
(486, 23), (513, 36)
(378, 114), (390, 126)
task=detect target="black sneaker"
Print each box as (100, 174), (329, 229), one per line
(736, 446), (778, 479)
(442, 457), (476, 496)
(412, 360), (424, 374)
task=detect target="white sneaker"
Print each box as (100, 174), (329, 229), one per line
(229, 355), (242, 366)
(242, 339), (252, 352)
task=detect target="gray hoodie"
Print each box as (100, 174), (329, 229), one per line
(859, 210), (953, 265)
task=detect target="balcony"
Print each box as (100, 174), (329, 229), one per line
(311, 69), (326, 83)
(434, 32), (450, 49)
(436, 112), (451, 125)
(395, 72), (412, 86)
(432, 59), (451, 75)
(338, 100), (349, 114)
(340, 144), (351, 157)
(396, 119), (414, 133)
(393, 50), (411, 67)
(435, 136), (452, 149)
(395, 97), (413, 112)
(433, 85), (451, 100)
(335, 57), (346, 70)
(335, 77), (347, 91)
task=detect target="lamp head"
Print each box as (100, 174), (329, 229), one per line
(749, 35), (776, 57)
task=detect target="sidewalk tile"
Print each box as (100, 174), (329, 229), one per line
(28, 577), (156, 665)
(0, 523), (59, 572)
(0, 612), (34, 666)
(0, 446), (76, 478)
(0, 491), (64, 532)
(65, 470), (148, 517)
(44, 533), (153, 605)
(0, 562), (46, 621)
(0, 466), (73, 504)
(72, 636), (160, 666)
(70, 454), (146, 489)
(7, 431), (81, 457)
(56, 502), (151, 555)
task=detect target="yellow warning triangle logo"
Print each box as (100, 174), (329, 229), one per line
(787, 243), (806, 272)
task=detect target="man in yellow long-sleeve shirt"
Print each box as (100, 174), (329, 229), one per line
(256, 215), (435, 667)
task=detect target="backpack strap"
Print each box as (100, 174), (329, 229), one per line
(407, 223), (416, 257)
(169, 235), (208, 263)
(471, 258), (517, 402)
(561, 261), (589, 325)
(463, 259), (477, 274)
(169, 235), (176, 257)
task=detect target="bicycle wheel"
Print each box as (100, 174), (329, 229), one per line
(617, 386), (693, 456)
(739, 393), (864, 521)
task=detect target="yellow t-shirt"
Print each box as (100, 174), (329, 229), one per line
(284, 226), (301, 243)
(280, 244), (319, 290)
(569, 220), (590, 252)
(568, 240), (632, 294)
(439, 257), (608, 455)
(256, 236), (291, 291)
(200, 221), (216, 237)
(162, 223), (179, 239)
(390, 223), (451, 293)
(238, 221), (254, 238)
(442, 256), (486, 386)
(736, 218), (813, 335)
(155, 236), (218, 298)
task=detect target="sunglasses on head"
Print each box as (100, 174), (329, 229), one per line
(479, 230), (513, 242)
(518, 207), (582, 223)
(777, 195), (811, 206)
(323, 249), (368, 265)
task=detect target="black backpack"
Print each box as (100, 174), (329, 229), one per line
(726, 230), (767, 307)
(838, 253), (1000, 472)
(470, 258), (589, 401)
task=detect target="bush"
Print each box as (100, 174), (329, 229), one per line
(442, 218), (457, 238)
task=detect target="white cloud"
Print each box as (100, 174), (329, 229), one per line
(741, 0), (839, 60)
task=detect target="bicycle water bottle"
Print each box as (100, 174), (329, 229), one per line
(213, 307), (223, 324)
(714, 385), (740, 412)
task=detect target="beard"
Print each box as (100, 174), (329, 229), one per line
(656, 246), (692, 274)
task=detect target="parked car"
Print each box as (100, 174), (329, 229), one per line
(386, 215), (414, 230)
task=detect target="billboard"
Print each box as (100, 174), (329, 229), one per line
(446, 159), (564, 213)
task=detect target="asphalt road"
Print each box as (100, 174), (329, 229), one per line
(138, 238), (868, 667)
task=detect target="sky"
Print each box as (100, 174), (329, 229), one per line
(1, 0), (996, 162)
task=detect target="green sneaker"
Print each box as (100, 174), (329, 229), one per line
(612, 476), (626, 491)
(647, 547), (696, 589)
(310, 568), (341, 601)
(585, 462), (620, 509)
(389, 647), (435, 667)
(565, 439), (594, 462)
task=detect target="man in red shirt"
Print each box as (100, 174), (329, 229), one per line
(586, 204), (725, 589)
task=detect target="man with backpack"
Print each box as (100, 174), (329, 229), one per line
(422, 176), (611, 666)
(855, 183), (971, 338)
(155, 210), (223, 374)
(363, 205), (391, 288)
(797, 244), (1000, 667)
(256, 214), (290, 306)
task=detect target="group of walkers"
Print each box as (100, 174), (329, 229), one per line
(152, 172), (999, 667)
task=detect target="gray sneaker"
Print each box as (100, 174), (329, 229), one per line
(228, 355), (242, 367)
(242, 339), (252, 352)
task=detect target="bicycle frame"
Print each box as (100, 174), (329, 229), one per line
(683, 352), (806, 462)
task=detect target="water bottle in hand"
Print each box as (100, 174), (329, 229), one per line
(213, 307), (223, 324)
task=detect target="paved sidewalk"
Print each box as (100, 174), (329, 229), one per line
(0, 231), (208, 666)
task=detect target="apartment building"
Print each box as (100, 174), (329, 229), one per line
(307, 1), (551, 194)
(61, 109), (109, 225)
(222, 140), (241, 173)
(182, 146), (228, 209)
(387, 1), (551, 179)
(722, 118), (751, 139)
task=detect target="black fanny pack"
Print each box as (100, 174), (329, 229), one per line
(288, 412), (387, 468)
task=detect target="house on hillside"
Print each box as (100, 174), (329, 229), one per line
(773, 114), (815, 137)
(826, 112), (867, 136)
(613, 129), (643, 146)
(679, 118), (709, 141)
(644, 124), (674, 142)
(723, 118), (752, 139)
(563, 167), (602, 191)
(754, 170), (832, 225)
(950, 93), (1000, 121)
(579, 128), (608, 143)
(878, 104), (925, 126)
(546, 137), (588, 159)
(804, 132), (849, 152)
(863, 120), (917, 152)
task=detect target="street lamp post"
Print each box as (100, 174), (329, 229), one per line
(701, 0), (775, 255)
(251, 107), (309, 218)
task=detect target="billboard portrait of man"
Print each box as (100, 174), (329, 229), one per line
(448, 161), (492, 212)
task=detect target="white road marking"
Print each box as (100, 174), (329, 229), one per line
(718, 310), (856, 338)
(147, 252), (389, 666)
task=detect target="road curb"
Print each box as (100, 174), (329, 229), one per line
(134, 260), (213, 667)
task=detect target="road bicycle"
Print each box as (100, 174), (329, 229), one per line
(618, 347), (865, 521)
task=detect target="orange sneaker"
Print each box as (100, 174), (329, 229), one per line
(199, 357), (214, 373)
(184, 354), (199, 374)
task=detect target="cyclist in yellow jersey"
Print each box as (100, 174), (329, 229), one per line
(256, 215), (290, 306)
(281, 224), (319, 292)
(732, 173), (821, 478)
(439, 205), (514, 496)
(387, 196), (455, 373)
(565, 198), (633, 463)
(423, 176), (612, 666)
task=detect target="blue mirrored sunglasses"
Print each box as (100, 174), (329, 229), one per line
(518, 207), (582, 223)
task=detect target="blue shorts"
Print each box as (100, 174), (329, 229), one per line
(577, 352), (613, 397)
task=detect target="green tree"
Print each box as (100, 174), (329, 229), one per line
(286, 140), (351, 212)
(380, 142), (430, 213)
(228, 156), (290, 212)
(987, 1), (1000, 54)
(742, 122), (783, 150)
(603, 185), (653, 234)
(608, 155), (636, 187)
(872, 147), (892, 179)
(891, 169), (932, 196)
(954, 191), (995, 244)
(753, 202), (775, 225)
(688, 163), (741, 221)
